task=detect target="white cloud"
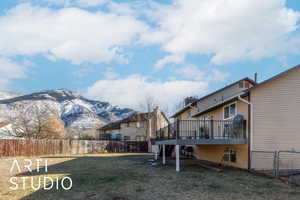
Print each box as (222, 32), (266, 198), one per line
(175, 64), (230, 83)
(144, 0), (300, 65)
(103, 68), (119, 80)
(85, 74), (208, 111)
(72, 66), (95, 78)
(39, 0), (71, 6)
(0, 58), (26, 79)
(175, 65), (206, 81)
(0, 3), (148, 64)
(35, 0), (106, 7)
(154, 54), (184, 69)
(209, 69), (230, 82)
(75, 0), (107, 8)
(0, 58), (26, 89)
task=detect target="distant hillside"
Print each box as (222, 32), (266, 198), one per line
(0, 89), (135, 132)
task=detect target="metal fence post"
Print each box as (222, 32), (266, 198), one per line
(276, 151), (281, 178)
(273, 150), (280, 177)
(273, 151), (277, 177)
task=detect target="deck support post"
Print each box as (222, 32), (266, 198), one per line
(175, 145), (180, 172)
(154, 145), (158, 160)
(162, 145), (166, 165)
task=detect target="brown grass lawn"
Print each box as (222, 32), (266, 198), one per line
(0, 153), (300, 200)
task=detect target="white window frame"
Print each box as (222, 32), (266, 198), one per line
(223, 102), (237, 120)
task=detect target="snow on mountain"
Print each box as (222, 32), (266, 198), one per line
(0, 89), (135, 131)
(0, 91), (22, 100)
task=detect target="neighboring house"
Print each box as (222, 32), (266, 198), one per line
(155, 65), (300, 171)
(99, 107), (169, 142)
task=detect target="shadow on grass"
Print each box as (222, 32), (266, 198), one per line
(15, 154), (152, 200)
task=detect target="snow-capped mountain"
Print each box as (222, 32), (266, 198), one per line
(0, 91), (22, 100)
(0, 89), (135, 131)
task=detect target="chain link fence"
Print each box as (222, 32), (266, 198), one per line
(251, 150), (300, 185)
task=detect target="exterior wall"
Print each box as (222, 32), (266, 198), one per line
(100, 129), (120, 134)
(193, 98), (250, 169)
(174, 107), (196, 120)
(120, 122), (147, 140)
(151, 109), (169, 138)
(195, 97), (250, 122)
(251, 67), (300, 152)
(195, 81), (253, 115)
(193, 144), (249, 168)
(99, 108), (169, 142)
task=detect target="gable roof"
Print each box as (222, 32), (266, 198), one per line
(248, 64), (300, 91)
(99, 108), (170, 131)
(121, 112), (151, 123)
(171, 77), (256, 118)
(192, 91), (249, 117)
(99, 112), (153, 131)
(99, 121), (121, 131)
(171, 100), (198, 118)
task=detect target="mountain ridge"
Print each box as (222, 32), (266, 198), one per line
(0, 89), (135, 132)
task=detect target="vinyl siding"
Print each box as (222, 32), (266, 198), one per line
(193, 98), (250, 169)
(175, 107), (196, 120)
(196, 81), (253, 115)
(251, 67), (300, 169)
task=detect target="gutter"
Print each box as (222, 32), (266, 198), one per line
(238, 95), (253, 169)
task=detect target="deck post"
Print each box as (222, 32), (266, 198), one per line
(154, 145), (158, 160)
(162, 145), (166, 165)
(175, 145), (180, 172)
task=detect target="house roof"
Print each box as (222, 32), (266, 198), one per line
(99, 121), (121, 131)
(171, 77), (256, 118)
(171, 100), (198, 118)
(248, 64), (300, 91)
(100, 109), (170, 131)
(120, 112), (151, 123)
(173, 64), (300, 118)
(192, 92), (249, 117)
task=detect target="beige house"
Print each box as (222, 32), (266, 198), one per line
(99, 108), (169, 142)
(155, 65), (300, 171)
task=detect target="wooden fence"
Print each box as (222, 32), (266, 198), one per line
(0, 139), (148, 157)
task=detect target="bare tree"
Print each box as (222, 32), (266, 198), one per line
(2, 104), (65, 139)
(138, 95), (170, 139)
(137, 96), (156, 150)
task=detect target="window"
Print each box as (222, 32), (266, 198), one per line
(136, 122), (144, 128)
(223, 148), (237, 163)
(136, 135), (145, 141)
(224, 103), (237, 119)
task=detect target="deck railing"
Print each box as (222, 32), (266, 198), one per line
(156, 119), (247, 141)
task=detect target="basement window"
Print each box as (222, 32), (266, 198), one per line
(223, 149), (237, 163)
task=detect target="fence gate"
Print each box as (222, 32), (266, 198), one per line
(251, 150), (300, 185)
(276, 151), (300, 185)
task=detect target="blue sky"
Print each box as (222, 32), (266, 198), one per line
(1, 0), (300, 111)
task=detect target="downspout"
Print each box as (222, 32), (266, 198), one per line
(238, 95), (253, 169)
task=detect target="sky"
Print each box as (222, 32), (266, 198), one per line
(1, 0), (300, 112)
